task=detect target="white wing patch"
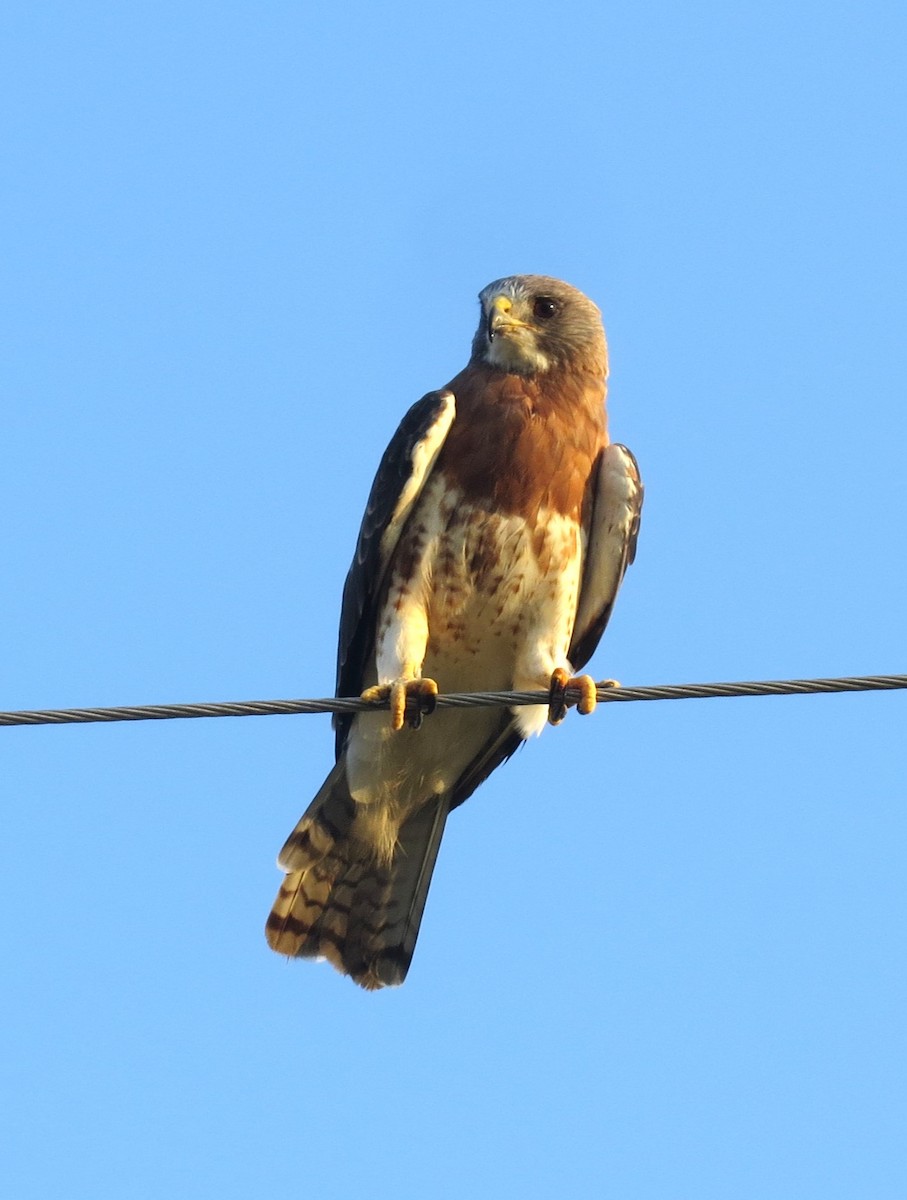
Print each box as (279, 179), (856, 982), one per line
(571, 443), (642, 654)
(377, 391), (456, 565)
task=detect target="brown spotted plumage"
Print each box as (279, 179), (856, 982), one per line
(266, 275), (643, 988)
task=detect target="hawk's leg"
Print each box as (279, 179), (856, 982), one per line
(547, 669), (620, 726)
(361, 677), (439, 732)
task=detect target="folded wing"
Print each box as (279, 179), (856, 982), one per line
(333, 390), (456, 757)
(570, 443), (643, 671)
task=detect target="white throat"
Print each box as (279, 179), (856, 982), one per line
(483, 333), (551, 374)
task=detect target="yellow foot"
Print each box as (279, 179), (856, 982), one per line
(360, 677), (439, 731)
(547, 670), (618, 725)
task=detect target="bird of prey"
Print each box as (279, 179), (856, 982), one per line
(266, 275), (643, 989)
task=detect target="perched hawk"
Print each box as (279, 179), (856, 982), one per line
(266, 275), (643, 989)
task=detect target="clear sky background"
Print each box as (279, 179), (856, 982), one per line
(3, 3), (905, 1197)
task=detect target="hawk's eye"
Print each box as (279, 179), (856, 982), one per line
(533, 296), (558, 320)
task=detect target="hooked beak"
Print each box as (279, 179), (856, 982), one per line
(487, 293), (530, 342)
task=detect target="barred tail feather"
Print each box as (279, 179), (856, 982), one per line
(274, 761), (356, 874)
(361, 794), (449, 987)
(265, 772), (450, 989)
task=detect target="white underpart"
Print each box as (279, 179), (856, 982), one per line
(345, 477), (583, 818)
(571, 443), (641, 650)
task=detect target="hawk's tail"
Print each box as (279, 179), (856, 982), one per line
(265, 766), (449, 990)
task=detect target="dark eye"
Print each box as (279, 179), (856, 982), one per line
(533, 296), (558, 320)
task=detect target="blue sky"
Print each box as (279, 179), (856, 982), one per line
(3, 2), (905, 1197)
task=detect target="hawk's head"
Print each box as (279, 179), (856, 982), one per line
(471, 275), (608, 378)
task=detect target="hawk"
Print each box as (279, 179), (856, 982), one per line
(266, 275), (643, 989)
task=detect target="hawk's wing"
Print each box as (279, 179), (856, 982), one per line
(333, 390), (456, 757)
(569, 443), (643, 671)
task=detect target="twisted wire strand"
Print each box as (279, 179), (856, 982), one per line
(1, 673), (904, 727)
